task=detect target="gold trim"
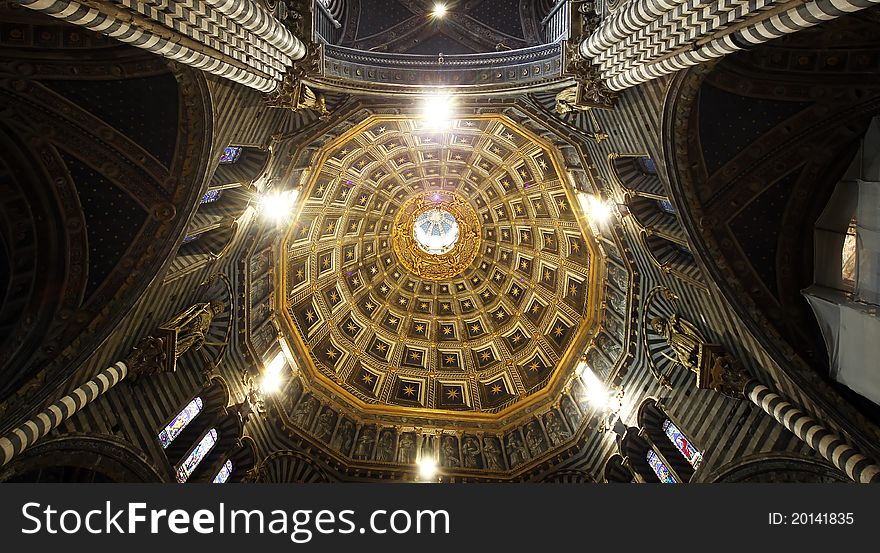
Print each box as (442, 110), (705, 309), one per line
(275, 114), (604, 424)
(391, 191), (481, 281)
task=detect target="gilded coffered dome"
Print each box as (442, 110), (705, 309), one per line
(278, 114), (603, 423)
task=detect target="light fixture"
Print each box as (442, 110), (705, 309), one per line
(577, 192), (612, 225)
(259, 189), (299, 224)
(577, 360), (609, 409)
(431, 3), (448, 18)
(421, 93), (453, 129)
(576, 360), (625, 433)
(259, 351), (287, 395)
(418, 458), (438, 480)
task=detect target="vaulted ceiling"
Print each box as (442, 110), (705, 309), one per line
(281, 115), (601, 421)
(339, 0), (544, 54)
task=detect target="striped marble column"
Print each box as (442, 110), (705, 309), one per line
(581, 0), (880, 91)
(0, 362), (128, 467)
(13, 0), (305, 92)
(745, 380), (880, 483)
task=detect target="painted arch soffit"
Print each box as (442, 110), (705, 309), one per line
(274, 113), (610, 429)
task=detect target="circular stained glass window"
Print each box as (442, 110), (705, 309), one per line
(413, 209), (460, 255)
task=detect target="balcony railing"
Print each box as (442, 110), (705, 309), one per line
(314, 42), (564, 94)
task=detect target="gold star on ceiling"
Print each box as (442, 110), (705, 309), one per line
(403, 385), (416, 396)
(446, 388), (460, 400)
(490, 384), (503, 395)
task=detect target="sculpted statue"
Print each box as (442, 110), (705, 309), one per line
(483, 437), (504, 470)
(291, 396), (318, 427)
(314, 409), (336, 441)
(397, 433), (416, 464)
(440, 436), (460, 467)
(376, 430), (395, 462)
(506, 433), (528, 466)
(331, 419), (355, 454)
(461, 436), (481, 469)
(525, 422), (547, 454)
(354, 427), (376, 459)
(561, 395), (582, 428)
(161, 300), (224, 359)
(651, 314), (706, 372)
(555, 85), (585, 115)
(297, 83), (330, 117)
(544, 412), (570, 445)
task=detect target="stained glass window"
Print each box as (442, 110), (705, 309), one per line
(646, 449), (677, 483)
(182, 234), (200, 244)
(638, 157), (657, 174)
(219, 146), (242, 164)
(158, 397), (203, 449)
(176, 429), (218, 483)
(200, 190), (223, 204)
(657, 199), (676, 214)
(663, 419), (702, 467)
(213, 460), (233, 483)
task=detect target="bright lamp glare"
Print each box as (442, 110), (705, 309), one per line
(265, 351), (286, 375)
(578, 193), (612, 224)
(579, 362), (609, 409)
(431, 3), (447, 17)
(260, 371), (283, 395)
(418, 458), (438, 480)
(421, 94), (453, 128)
(260, 189), (299, 223)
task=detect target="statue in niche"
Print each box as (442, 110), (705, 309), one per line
(555, 85), (590, 115)
(609, 264), (628, 290)
(291, 396), (318, 428)
(440, 436), (460, 468)
(588, 349), (612, 379)
(354, 427), (376, 460)
(597, 332), (622, 359)
(544, 411), (570, 445)
(161, 300), (225, 358)
(461, 436), (482, 469)
(314, 408), (336, 442)
(397, 433), (416, 464)
(651, 314), (706, 373)
(297, 83), (330, 117)
(283, 376), (303, 413)
(605, 314), (624, 340)
(376, 429), (395, 462)
(506, 433), (528, 467)
(561, 395), (582, 428)
(332, 419), (355, 454)
(607, 289), (625, 313)
(483, 437), (504, 470)
(525, 422), (547, 455)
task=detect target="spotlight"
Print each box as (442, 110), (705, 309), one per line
(431, 3), (447, 18)
(418, 458), (438, 480)
(577, 192), (612, 225)
(577, 361), (609, 409)
(265, 351), (286, 375)
(260, 189), (299, 224)
(421, 93), (453, 129)
(259, 351), (287, 395)
(260, 371), (283, 395)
